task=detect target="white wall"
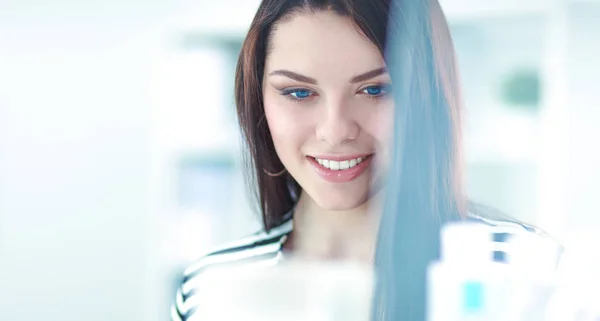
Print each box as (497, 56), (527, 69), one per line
(0, 2), (189, 320)
(565, 1), (600, 232)
(451, 15), (545, 224)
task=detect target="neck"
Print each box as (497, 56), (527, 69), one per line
(289, 192), (383, 264)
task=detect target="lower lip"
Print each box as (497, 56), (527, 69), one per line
(308, 156), (372, 183)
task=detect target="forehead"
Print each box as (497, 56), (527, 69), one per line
(266, 11), (385, 77)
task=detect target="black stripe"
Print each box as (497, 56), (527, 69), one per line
(183, 306), (198, 321)
(210, 232), (287, 256)
(182, 234), (286, 283)
(175, 290), (186, 321)
(182, 250), (281, 300)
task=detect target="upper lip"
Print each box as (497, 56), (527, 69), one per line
(309, 153), (373, 161)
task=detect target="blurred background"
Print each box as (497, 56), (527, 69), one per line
(0, 0), (599, 320)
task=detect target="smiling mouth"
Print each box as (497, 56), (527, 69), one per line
(307, 154), (373, 183)
(309, 154), (373, 170)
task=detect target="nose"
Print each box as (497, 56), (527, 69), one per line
(315, 98), (360, 146)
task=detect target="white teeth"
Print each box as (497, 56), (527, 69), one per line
(329, 160), (340, 170)
(314, 156), (367, 170)
(339, 160), (349, 170)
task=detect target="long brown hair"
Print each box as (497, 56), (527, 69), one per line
(235, 0), (466, 319)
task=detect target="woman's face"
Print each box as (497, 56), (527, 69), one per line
(263, 10), (393, 211)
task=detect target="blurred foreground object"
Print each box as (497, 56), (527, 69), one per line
(546, 233), (600, 321)
(182, 262), (373, 321)
(428, 221), (563, 321)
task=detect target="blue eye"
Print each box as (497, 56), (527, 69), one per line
(362, 85), (389, 97)
(281, 88), (314, 100)
(292, 89), (311, 99)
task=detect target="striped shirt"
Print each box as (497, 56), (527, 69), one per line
(170, 214), (560, 321)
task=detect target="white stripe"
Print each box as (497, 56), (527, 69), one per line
(170, 305), (183, 321)
(181, 252), (285, 312)
(182, 241), (283, 294)
(245, 250), (283, 268)
(183, 219), (292, 276)
(176, 288), (185, 314)
(210, 218), (292, 251)
(187, 313), (203, 321)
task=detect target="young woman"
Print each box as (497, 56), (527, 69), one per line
(172, 0), (555, 320)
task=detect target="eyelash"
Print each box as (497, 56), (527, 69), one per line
(360, 84), (391, 99)
(279, 84), (391, 103)
(280, 88), (315, 102)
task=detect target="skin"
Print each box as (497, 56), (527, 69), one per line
(262, 11), (394, 263)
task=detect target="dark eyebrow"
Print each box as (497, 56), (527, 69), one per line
(268, 67), (388, 85)
(268, 70), (317, 84)
(350, 67), (388, 83)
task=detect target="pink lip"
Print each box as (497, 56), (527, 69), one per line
(308, 155), (373, 183)
(310, 153), (372, 162)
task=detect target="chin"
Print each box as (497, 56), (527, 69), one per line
(312, 192), (370, 211)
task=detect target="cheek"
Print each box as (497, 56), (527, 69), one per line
(263, 99), (312, 153)
(360, 103), (394, 167)
(378, 109), (395, 145)
(361, 103), (394, 146)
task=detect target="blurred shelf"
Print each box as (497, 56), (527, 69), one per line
(442, 0), (600, 23)
(161, 0), (261, 37)
(440, 0), (548, 22)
